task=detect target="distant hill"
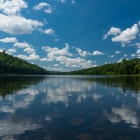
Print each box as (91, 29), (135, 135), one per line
(61, 58), (140, 75)
(0, 51), (49, 75)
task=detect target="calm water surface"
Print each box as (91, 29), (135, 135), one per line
(0, 75), (140, 140)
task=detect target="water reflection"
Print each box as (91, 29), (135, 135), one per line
(104, 106), (139, 128)
(41, 76), (97, 106)
(0, 76), (45, 140)
(0, 88), (39, 114)
(0, 76), (140, 139)
(0, 115), (41, 137)
(0, 76), (45, 98)
(81, 76), (140, 93)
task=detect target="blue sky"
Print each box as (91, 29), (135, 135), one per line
(0, 0), (140, 71)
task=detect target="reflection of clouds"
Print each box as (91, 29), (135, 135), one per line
(77, 93), (88, 103)
(93, 94), (102, 100)
(105, 113), (121, 123)
(0, 106), (15, 114)
(41, 78), (101, 105)
(77, 93), (102, 103)
(0, 88), (39, 114)
(1, 136), (15, 140)
(45, 116), (52, 122)
(112, 107), (139, 127)
(116, 95), (120, 101)
(0, 116), (41, 138)
(132, 93), (136, 97)
(105, 106), (140, 128)
(137, 94), (140, 108)
(42, 88), (69, 106)
(17, 89), (39, 95)
(0, 85), (42, 139)
(117, 87), (123, 93)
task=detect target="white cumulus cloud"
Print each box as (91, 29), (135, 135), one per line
(108, 55), (114, 58)
(131, 54), (136, 57)
(14, 42), (37, 55)
(76, 48), (91, 57)
(0, 37), (17, 43)
(14, 42), (31, 48)
(0, 0), (27, 15)
(40, 58), (48, 61)
(33, 2), (53, 14)
(105, 62), (110, 64)
(0, 14), (43, 34)
(103, 27), (121, 40)
(44, 28), (55, 35)
(42, 43), (72, 57)
(92, 51), (105, 55)
(112, 24), (139, 46)
(17, 54), (40, 60)
(54, 64), (59, 67)
(33, 2), (50, 11)
(45, 8), (52, 14)
(41, 43), (94, 69)
(23, 47), (35, 54)
(46, 67), (64, 71)
(136, 49), (140, 58)
(58, 56), (93, 68)
(7, 48), (16, 54)
(134, 43), (140, 48)
(117, 58), (124, 63)
(115, 51), (121, 54)
(103, 24), (139, 47)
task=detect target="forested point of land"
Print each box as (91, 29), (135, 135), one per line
(58, 58), (140, 75)
(0, 51), (49, 75)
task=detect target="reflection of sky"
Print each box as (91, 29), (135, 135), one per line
(137, 94), (140, 108)
(112, 107), (139, 127)
(41, 77), (100, 106)
(0, 115), (41, 139)
(0, 85), (41, 139)
(0, 76), (140, 138)
(105, 105), (140, 129)
(0, 88), (39, 114)
(0, 77), (102, 138)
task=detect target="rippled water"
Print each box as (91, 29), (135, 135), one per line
(0, 75), (140, 140)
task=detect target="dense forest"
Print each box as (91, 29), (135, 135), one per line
(59, 58), (140, 75)
(0, 51), (49, 75)
(1, 50), (140, 75)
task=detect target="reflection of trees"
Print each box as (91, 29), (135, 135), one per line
(79, 76), (140, 93)
(0, 76), (46, 99)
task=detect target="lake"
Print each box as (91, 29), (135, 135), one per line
(0, 75), (140, 140)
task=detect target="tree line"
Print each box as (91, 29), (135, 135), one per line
(1, 50), (140, 75)
(0, 51), (49, 75)
(61, 58), (140, 75)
